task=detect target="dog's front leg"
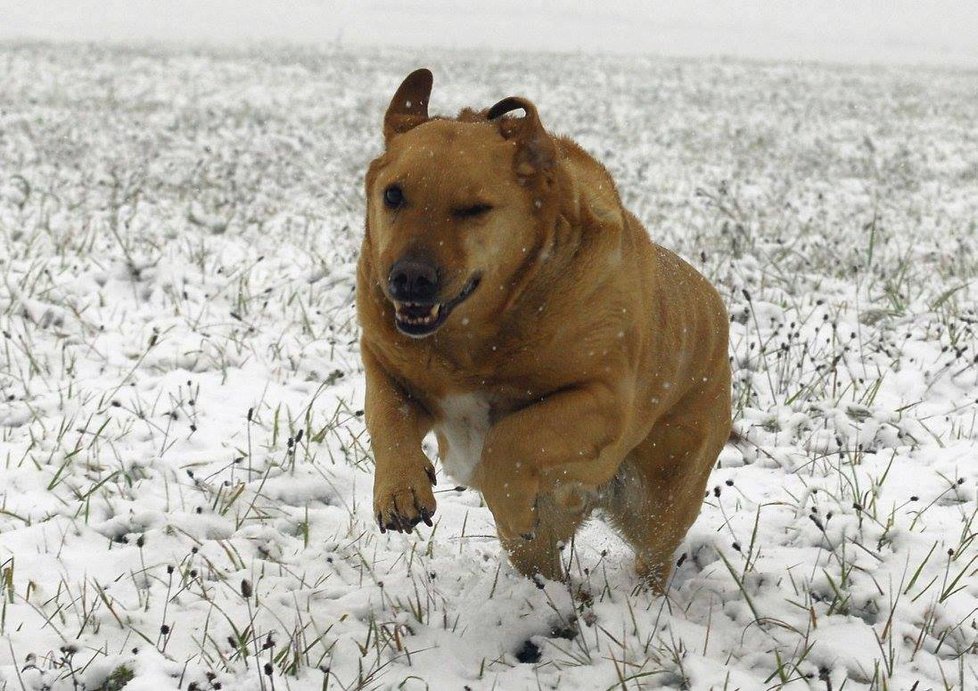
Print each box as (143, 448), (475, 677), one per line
(362, 345), (437, 533)
(474, 382), (626, 540)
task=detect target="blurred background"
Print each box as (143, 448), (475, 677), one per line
(2, 0), (978, 67)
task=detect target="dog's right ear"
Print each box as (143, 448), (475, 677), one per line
(383, 68), (433, 144)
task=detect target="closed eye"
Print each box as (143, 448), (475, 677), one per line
(453, 204), (493, 219)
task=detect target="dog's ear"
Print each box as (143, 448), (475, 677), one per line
(487, 97), (556, 178)
(384, 68), (433, 144)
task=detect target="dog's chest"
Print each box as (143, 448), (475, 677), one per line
(435, 393), (491, 485)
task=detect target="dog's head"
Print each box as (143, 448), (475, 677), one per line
(364, 69), (559, 339)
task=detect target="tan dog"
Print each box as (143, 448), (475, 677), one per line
(357, 69), (731, 591)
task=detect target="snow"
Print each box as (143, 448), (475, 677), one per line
(1, 40), (977, 690)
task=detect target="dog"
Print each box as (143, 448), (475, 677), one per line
(357, 69), (731, 591)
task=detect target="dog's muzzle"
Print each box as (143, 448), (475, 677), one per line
(393, 274), (481, 338)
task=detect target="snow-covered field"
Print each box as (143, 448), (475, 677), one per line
(1, 42), (977, 690)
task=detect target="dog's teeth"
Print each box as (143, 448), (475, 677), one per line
(395, 302), (443, 331)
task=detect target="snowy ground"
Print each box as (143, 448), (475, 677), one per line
(1, 42), (977, 690)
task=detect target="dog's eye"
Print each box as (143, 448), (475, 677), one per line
(453, 204), (493, 219)
(384, 185), (404, 209)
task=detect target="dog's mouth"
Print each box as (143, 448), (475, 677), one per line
(393, 274), (481, 338)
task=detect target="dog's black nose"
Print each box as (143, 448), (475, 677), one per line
(388, 259), (439, 303)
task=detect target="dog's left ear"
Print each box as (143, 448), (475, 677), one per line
(384, 68), (433, 144)
(487, 97), (556, 178)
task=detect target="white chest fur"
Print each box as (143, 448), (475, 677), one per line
(435, 393), (491, 485)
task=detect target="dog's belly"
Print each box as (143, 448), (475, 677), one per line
(435, 393), (490, 485)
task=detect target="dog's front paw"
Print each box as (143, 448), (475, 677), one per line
(374, 462), (437, 533)
(507, 502), (540, 541)
(482, 474), (540, 541)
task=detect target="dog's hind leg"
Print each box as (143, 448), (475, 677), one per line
(602, 396), (728, 593)
(492, 493), (589, 582)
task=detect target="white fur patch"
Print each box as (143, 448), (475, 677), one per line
(436, 393), (491, 485)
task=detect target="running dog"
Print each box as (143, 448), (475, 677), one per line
(357, 69), (731, 591)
